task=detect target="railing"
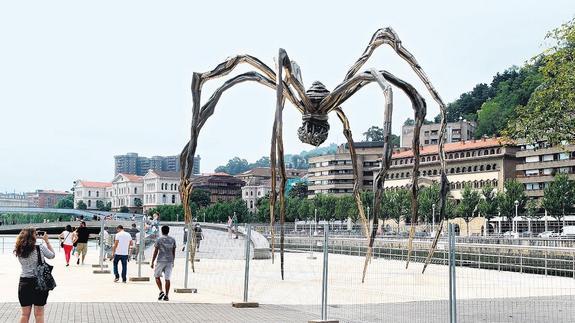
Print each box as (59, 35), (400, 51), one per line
(270, 235), (575, 278)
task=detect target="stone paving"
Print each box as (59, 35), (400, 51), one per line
(2, 227), (575, 322)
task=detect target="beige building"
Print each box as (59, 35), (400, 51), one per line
(515, 141), (575, 198)
(73, 180), (112, 210)
(142, 170), (181, 212)
(308, 138), (519, 200)
(384, 137), (519, 199)
(307, 142), (384, 197)
(0, 193), (33, 208)
(237, 167), (306, 212)
(401, 119), (477, 148)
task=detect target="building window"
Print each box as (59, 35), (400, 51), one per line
(172, 195), (176, 203)
(88, 191), (91, 197)
(162, 194), (166, 204)
(96, 191), (99, 197)
(88, 200), (91, 207)
(134, 187), (138, 194)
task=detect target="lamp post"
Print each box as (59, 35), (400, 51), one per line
(367, 206), (371, 234)
(432, 203), (436, 234)
(514, 200), (519, 233)
(314, 208), (318, 236)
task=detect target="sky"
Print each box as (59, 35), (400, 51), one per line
(1, 0), (574, 193)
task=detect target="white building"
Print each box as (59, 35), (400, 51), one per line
(73, 180), (112, 210)
(142, 170), (181, 212)
(242, 179), (271, 213)
(111, 173), (144, 212)
(0, 193), (33, 208)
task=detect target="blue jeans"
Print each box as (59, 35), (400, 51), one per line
(113, 255), (128, 282)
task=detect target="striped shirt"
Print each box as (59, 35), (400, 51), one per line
(18, 243), (55, 278)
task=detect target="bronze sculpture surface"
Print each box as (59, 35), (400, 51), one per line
(180, 27), (450, 280)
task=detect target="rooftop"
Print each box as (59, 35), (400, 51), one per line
(392, 137), (506, 158)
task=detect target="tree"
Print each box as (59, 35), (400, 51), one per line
(496, 179), (526, 231)
(542, 174), (575, 227)
(104, 202), (112, 211)
(382, 189), (410, 232)
(477, 184), (497, 235)
(96, 200), (106, 211)
(55, 194), (74, 209)
(417, 183), (440, 224)
(76, 200), (87, 210)
(134, 198), (142, 208)
(457, 184), (481, 236)
(525, 198), (540, 234)
(119, 206), (129, 213)
(250, 156), (270, 168)
(363, 126), (385, 141)
(214, 157), (250, 175)
(509, 19), (575, 145)
(288, 182), (308, 199)
(189, 189), (211, 208)
(403, 118), (415, 126)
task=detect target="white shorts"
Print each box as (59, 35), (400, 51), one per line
(154, 262), (174, 280)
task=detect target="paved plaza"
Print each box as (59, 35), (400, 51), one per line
(1, 227), (575, 322)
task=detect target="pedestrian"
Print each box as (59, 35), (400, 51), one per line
(131, 223), (142, 261)
(74, 221), (89, 265)
(194, 224), (204, 250)
(227, 215), (233, 239)
(232, 213), (238, 239)
(110, 225), (132, 283)
(14, 228), (55, 323)
(59, 225), (74, 266)
(181, 225), (188, 252)
(151, 225), (176, 301)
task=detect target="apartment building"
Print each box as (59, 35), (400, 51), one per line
(401, 119), (477, 148)
(515, 141), (575, 198)
(191, 173), (245, 204)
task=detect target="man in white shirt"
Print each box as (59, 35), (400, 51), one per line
(110, 225), (133, 283)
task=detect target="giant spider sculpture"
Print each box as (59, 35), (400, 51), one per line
(180, 27), (450, 280)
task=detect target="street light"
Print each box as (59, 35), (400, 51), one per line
(432, 203), (436, 234)
(514, 200), (519, 233)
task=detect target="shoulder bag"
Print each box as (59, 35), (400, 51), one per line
(34, 246), (57, 291)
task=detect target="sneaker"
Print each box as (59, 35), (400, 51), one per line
(114, 278), (119, 283)
(158, 291), (165, 300)
(77, 259), (80, 265)
(66, 263), (69, 267)
(163, 295), (169, 301)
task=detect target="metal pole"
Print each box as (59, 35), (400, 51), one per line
(314, 208), (317, 236)
(138, 215), (144, 277)
(184, 222), (192, 288)
(321, 223), (329, 321)
(449, 223), (457, 323)
(243, 224), (252, 302)
(432, 204), (436, 234)
(99, 218), (105, 269)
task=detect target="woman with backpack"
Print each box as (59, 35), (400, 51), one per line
(14, 228), (55, 323)
(58, 225), (74, 266)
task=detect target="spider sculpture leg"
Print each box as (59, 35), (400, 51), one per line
(179, 57), (304, 272)
(340, 27), (449, 271)
(273, 48), (305, 280)
(323, 69), (426, 279)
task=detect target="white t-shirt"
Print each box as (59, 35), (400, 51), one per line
(135, 232), (141, 245)
(60, 230), (74, 246)
(115, 231), (132, 255)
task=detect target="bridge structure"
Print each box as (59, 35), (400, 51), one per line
(0, 210), (271, 259)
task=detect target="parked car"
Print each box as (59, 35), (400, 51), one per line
(561, 226), (575, 238)
(538, 231), (555, 238)
(503, 231), (519, 238)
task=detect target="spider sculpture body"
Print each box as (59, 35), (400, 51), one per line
(180, 27), (450, 280)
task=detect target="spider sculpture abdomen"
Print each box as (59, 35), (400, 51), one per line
(297, 81), (331, 146)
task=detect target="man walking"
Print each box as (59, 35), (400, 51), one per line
(151, 225), (176, 301)
(110, 225), (132, 283)
(74, 221), (89, 265)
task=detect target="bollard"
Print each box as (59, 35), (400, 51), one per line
(448, 223), (457, 323)
(93, 218), (110, 274)
(309, 224), (338, 323)
(130, 216), (149, 282)
(175, 222), (197, 293)
(233, 224), (258, 308)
